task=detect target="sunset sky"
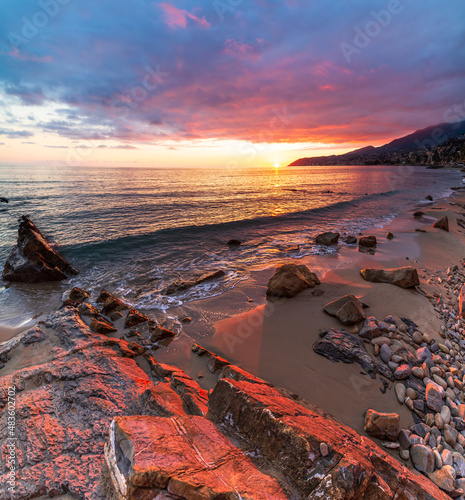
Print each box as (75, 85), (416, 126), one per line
(0, 0), (464, 168)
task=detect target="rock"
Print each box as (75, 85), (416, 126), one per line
(410, 444), (435, 474)
(394, 364), (412, 380)
(380, 343), (391, 364)
(433, 216), (449, 231)
(343, 235), (357, 244)
(227, 239), (242, 246)
(459, 285), (465, 318)
(386, 232), (394, 240)
(405, 388), (417, 400)
(414, 211), (425, 217)
(400, 449), (410, 460)
(395, 383), (406, 404)
(266, 263), (320, 298)
(323, 295), (366, 325)
(454, 455), (465, 478)
(78, 302), (101, 318)
(150, 326), (176, 343)
(320, 442), (329, 457)
(90, 316), (118, 334)
(101, 295), (131, 315)
(165, 270), (226, 295)
(207, 378), (451, 500)
(425, 195), (433, 201)
(311, 288), (324, 297)
(398, 429), (411, 449)
(426, 381), (445, 413)
(416, 346), (432, 363)
(364, 409), (400, 441)
(105, 415), (289, 500)
(444, 425), (458, 448)
(191, 343), (230, 373)
(2, 216), (79, 282)
(412, 331), (423, 344)
(360, 267), (420, 288)
(180, 316), (192, 323)
(428, 466), (456, 493)
(313, 329), (393, 380)
(315, 231), (340, 246)
(359, 235), (377, 248)
(435, 413), (444, 430)
(124, 308), (150, 328)
(441, 405), (452, 425)
(69, 286), (90, 302)
(109, 311), (123, 321)
(359, 318), (381, 340)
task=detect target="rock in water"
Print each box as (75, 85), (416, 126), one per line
(433, 216), (449, 231)
(2, 215), (79, 282)
(315, 231), (340, 246)
(323, 295), (366, 325)
(360, 266), (420, 288)
(359, 236), (377, 248)
(364, 409), (400, 441)
(266, 263), (320, 298)
(313, 328), (393, 380)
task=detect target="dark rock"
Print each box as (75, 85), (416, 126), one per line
(315, 231), (339, 246)
(90, 316), (118, 334)
(2, 216), (79, 283)
(227, 239), (242, 246)
(124, 309), (150, 328)
(360, 267), (420, 288)
(266, 263), (320, 298)
(433, 216), (449, 231)
(150, 326), (176, 343)
(101, 295), (131, 315)
(69, 286), (90, 302)
(394, 364), (412, 380)
(364, 409), (400, 441)
(386, 232), (394, 240)
(343, 235), (357, 244)
(358, 319), (381, 340)
(313, 328), (393, 380)
(78, 303), (101, 318)
(164, 270), (226, 295)
(96, 289), (113, 303)
(425, 381), (445, 413)
(323, 295), (366, 325)
(191, 343), (230, 373)
(413, 211), (425, 217)
(411, 444), (435, 473)
(425, 195), (433, 201)
(311, 289), (324, 297)
(359, 236), (377, 248)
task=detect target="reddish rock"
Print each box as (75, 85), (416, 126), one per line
(78, 302), (101, 318)
(105, 415), (289, 500)
(360, 267), (420, 288)
(266, 263), (320, 298)
(364, 409), (400, 441)
(150, 326), (176, 343)
(101, 296), (131, 315)
(191, 343), (230, 373)
(207, 378), (450, 499)
(459, 285), (465, 318)
(2, 216), (79, 282)
(90, 316), (118, 334)
(124, 308), (150, 328)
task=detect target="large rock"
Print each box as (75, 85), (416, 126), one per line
(359, 236), (377, 248)
(313, 328), (393, 380)
(266, 263), (320, 298)
(425, 381), (445, 413)
(411, 444), (435, 474)
(207, 378), (450, 499)
(428, 466), (456, 493)
(364, 409), (400, 441)
(105, 415), (289, 500)
(433, 216), (449, 231)
(360, 267), (420, 288)
(315, 231), (339, 246)
(323, 295), (366, 325)
(2, 216), (79, 282)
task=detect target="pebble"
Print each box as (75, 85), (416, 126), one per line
(406, 388), (417, 400)
(320, 442), (329, 457)
(435, 413), (444, 430)
(441, 405), (452, 425)
(380, 344), (391, 364)
(412, 367), (425, 378)
(395, 384), (406, 405)
(412, 331), (423, 344)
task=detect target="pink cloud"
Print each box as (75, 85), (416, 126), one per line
(223, 40), (261, 60)
(8, 48), (52, 63)
(160, 3), (210, 29)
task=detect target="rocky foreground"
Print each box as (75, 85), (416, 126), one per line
(0, 286), (451, 499)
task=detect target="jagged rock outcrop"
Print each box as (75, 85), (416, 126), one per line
(433, 216), (449, 231)
(266, 263), (320, 298)
(323, 294), (366, 325)
(2, 216), (79, 282)
(361, 266), (420, 288)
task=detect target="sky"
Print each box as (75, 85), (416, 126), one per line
(0, 0), (464, 168)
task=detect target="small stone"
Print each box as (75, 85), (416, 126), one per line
(426, 381), (445, 413)
(380, 343), (391, 364)
(435, 413), (444, 430)
(399, 449), (410, 460)
(441, 405), (452, 425)
(398, 429), (411, 449)
(395, 384), (406, 404)
(412, 331), (423, 345)
(394, 364), (411, 380)
(412, 367), (425, 378)
(442, 449), (453, 466)
(386, 232), (394, 240)
(320, 442), (329, 457)
(406, 388), (417, 400)
(434, 449), (443, 469)
(109, 311), (124, 321)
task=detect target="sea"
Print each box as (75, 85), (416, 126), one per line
(0, 164), (463, 328)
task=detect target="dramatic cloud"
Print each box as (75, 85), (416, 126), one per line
(0, 0), (464, 149)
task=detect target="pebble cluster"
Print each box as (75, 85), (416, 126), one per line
(365, 262), (465, 497)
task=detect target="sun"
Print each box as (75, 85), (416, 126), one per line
(274, 162), (280, 168)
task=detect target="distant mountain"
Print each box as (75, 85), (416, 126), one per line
(289, 119), (465, 166)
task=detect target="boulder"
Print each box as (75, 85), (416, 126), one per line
(90, 316), (118, 334)
(360, 267), (420, 288)
(358, 318), (381, 340)
(433, 216), (449, 231)
(364, 409), (400, 441)
(2, 216), (79, 282)
(266, 263), (320, 298)
(428, 466), (456, 493)
(313, 328), (393, 380)
(386, 232), (394, 240)
(359, 236), (377, 248)
(323, 295), (366, 325)
(315, 231), (339, 246)
(343, 235), (357, 244)
(150, 326), (176, 343)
